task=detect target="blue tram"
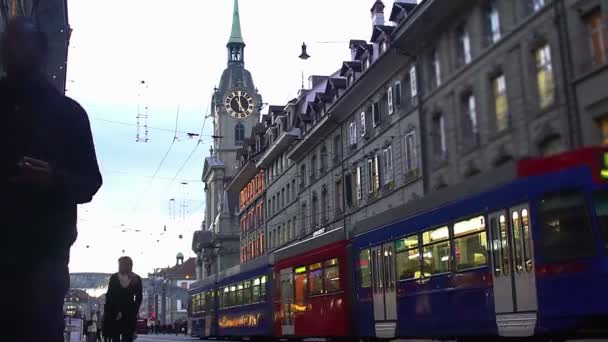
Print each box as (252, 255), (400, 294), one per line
(352, 147), (608, 340)
(188, 277), (216, 339)
(189, 254), (274, 340)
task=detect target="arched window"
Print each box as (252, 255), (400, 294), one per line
(310, 155), (317, 180)
(320, 146), (328, 172)
(235, 123), (245, 145)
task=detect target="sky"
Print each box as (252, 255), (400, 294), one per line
(66, 0), (407, 275)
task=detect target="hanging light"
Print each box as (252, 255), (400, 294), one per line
(299, 42), (311, 60)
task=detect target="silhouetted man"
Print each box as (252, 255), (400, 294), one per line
(0, 17), (102, 341)
(104, 257), (143, 342)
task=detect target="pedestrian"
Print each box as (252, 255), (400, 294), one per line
(96, 311), (104, 342)
(87, 312), (98, 342)
(0, 16), (102, 342)
(103, 257), (143, 342)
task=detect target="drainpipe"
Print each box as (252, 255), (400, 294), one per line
(555, 0), (583, 148)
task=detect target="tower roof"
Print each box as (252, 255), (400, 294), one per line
(228, 0), (244, 44)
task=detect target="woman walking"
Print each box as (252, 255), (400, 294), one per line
(103, 256), (143, 342)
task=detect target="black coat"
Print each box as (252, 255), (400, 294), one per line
(0, 78), (102, 265)
(104, 273), (143, 335)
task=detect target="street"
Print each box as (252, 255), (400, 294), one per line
(136, 335), (197, 342)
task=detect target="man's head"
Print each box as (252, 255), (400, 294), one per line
(118, 256), (133, 273)
(1, 16), (48, 79)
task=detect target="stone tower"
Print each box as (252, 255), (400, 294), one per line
(200, 0), (263, 278)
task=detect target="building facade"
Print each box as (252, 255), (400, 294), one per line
(149, 254), (196, 325)
(223, 0), (608, 270)
(0, 0), (71, 93)
(194, 0), (264, 280)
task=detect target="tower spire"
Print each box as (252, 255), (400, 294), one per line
(228, 0), (244, 45)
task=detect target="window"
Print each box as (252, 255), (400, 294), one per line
(539, 191), (596, 263)
(360, 250), (372, 287)
(282, 188), (286, 208)
(422, 226), (451, 276)
(432, 114), (447, 157)
(382, 145), (394, 185)
(586, 10), (608, 66)
(242, 281), (251, 305)
(409, 65), (418, 101)
(310, 155), (317, 180)
(300, 165), (306, 190)
(372, 102), (381, 127)
(388, 87), (394, 115)
(493, 74), (509, 132)
(301, 203), (307, 234)
(486, 1), (501, 45)
(333, 135), (342, 165)
(535, 44), (555, 109)
(349, 121), (357, 146)
(396, 235), (421, 280)
(335, 180), (342, 214)
(286, 184), (290, 204)
(360, 112), (366, 136)
(431, 50), (441, 88)
(394, 81), (402, 107)
(454, 216), (488, 271)
(356, 166), (363, 200)
(528, 0), (545, 13)
(308, 262), (323, 295)
(235, 123), (245, 146)
(380, 40), (388, 54)
(321, 189), (328, 222)
(462, 93), (479, 145)
(405, 131), (418, 173)
(320, 146), (328, 172)
(374, 154), (380, 193)
(294, 266), (307, 306)
(252, 278), (261, 303)
(367, 159), (374, 194)
(325, 258), (340, 292)
(311, 194), (319, 227)
(457, 26), (472, 65)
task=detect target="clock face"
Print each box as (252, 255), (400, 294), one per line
(224, 90), (255, 119)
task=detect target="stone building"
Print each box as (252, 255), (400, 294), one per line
(224, 0), (608, 265)
(0, 0), (71, 93)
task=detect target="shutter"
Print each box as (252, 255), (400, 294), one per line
(374, 154), (381, 191)
(410, 65), (418, 98)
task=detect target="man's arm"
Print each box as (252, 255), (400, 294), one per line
(53, 99), (102, 204)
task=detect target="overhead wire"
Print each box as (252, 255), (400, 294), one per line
(131, 105), (181, 214)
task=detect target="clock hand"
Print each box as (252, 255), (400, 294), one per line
(237, 97), (246, 114)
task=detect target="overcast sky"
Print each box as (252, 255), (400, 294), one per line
(66, 0), (409, 275)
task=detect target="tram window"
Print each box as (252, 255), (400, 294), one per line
(521, 209), (533, 272)
(229, 285), (236, 307)
(222, 287), (229, 308)
(454, 216), (488, 271)
(539, 191), (596, 263)
(236, 283), (244, 305)
(396, 234), (421, 280)
(243, 280), (252, 305)
(325, 259), (341, 292)
(294, 266), (307, 306)
(422, 226), (451, 276)
(260, 276), (267, 301)
(252, 278), (261, 303)
(360, 249), (372, 288)
(309, 262), (324, 295)
(489, 216), (502, 275)
(593, 190), (608, 252)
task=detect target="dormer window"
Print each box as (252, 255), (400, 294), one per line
(348, 74), (354, 86)
(363, 58), (370, 71)
(380, 41), (388, 54)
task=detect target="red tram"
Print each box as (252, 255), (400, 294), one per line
(273, 228), (351, 339)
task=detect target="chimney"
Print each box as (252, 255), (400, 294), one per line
(371, 0), (386, 26)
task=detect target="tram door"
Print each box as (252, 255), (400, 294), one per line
(280, 268), (295, 336)
(371, 243), (397, 339)
(488, 205), (538, 337)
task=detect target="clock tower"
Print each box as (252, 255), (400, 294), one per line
(199, 0), (262, 278)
